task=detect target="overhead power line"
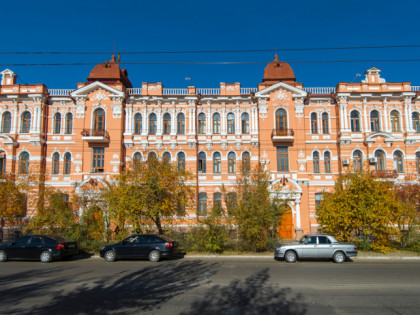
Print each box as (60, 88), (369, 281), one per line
(2, 59), (420, 67)
(1, 44), (420, 54)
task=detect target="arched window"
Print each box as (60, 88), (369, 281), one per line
(375, 150), (386, 171)
(198, 152), (206, 173)
(393, 151), (404, 173)
(0, 151), (6, 174)
(350, 111), (360, 132)
(177, 152), (185, 171)
(353, 150), (363, 171)
(163, 113), (171, 135)
(133, 152), (142, 170)
(19, 152), (30, 174)
(241, 113), (249, 134)
(370, 110), (380, 132)
(416, 152), (420, 174)
(149, 113), (157, 135)
(324, 152), (331, 173)
(228, 152), (236, 173)
(227, 192), (237, 215)
(213, 152), (221, 173)
(198, 113), (206, 134)
(1, 112), (11, 133)
(163, 152), (171, 163)
(65, 113), (73, 134)
(53, 113), (61, 134)
(242, 152), (250, 172)
(390, 110), (400, 132)
(148, 151), (157, 161)
(198, 193), (207, 216)
(322, 113), (329, 134)
(93, 109), (105, 135)
(64, 152), (71, 175)
(311, 113), (318, 134)
(52, 152), (60, 174)
(313, 151), (320, 173)
(21, 112), (31, 133)
(275, 109), (287, 133)
(213, 113), (221, 134)
(134, 113), (142, 135)
(227, 113), (235, 134)
(412, 112), (420, 133)
(177, 113), (185, 134)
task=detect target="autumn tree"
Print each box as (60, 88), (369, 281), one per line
(103, 157), (195, 235)
(0, 174), (28, 239)
(230, 164), (284, 252)
(316, 170), (414, 252)
(25, 189), (78, 237)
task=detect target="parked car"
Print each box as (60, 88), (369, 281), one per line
(274, 235), (358, 263)
(100, 234), (179, 262)
(0, 235), (78, 263)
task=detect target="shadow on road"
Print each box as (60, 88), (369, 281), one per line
(1, 260), (218, 315)
(181, 268), (306, 315)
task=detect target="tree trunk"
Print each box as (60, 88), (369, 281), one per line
(154, 216), (164, 235)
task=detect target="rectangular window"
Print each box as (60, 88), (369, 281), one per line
(92, 148), (105, 173)
(227, 192), (237, 215)
(198, 193), (207, 216)
(315, 193), (324, 209)
(276, 146), (289, 171)
(213, 193), (222, 214)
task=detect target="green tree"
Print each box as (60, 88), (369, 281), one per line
(316, 170), (412, 252)
(230, 164), (282, 252)
(25, 190), (78, 237)
(103, 157), (195, 235)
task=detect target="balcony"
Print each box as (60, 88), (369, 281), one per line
(370, 170), (398, 179)
(271, 129), (294, 143)
(81, 129), (110, 143)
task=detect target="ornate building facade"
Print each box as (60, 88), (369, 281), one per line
(1, 55), (420, 239)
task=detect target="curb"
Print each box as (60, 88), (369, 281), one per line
(86, 254), (420, 260)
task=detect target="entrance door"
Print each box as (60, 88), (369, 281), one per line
(278, 206), (293, 239)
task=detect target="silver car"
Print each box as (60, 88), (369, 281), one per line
(274, 235), (358, 263)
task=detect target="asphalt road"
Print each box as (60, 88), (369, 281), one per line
(1, 257), (419, 315)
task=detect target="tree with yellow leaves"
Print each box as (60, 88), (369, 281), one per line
(316, 170), (416, 252)
(0, 174), (27, 239)
(103, 157), (195, 235)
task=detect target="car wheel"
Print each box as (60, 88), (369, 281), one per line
(104, 250), (117, 262)
(333, 251), (345, 263)
(285, 250), (297, 263)
(149, 250), (161, 262)
(0, 250), (7, 262)
(40, 251), (52, 263)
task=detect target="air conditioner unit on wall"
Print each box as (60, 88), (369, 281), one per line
(369, 157), (377, 164)
(342, 159), (349, 166)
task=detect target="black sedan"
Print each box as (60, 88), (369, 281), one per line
(100, 234), (179, 262)
(0, 235), (78, 263)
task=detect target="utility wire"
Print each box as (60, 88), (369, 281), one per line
(1, 44), (420, 54)
(3, 59), (420, 67)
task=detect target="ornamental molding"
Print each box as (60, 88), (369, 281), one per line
(255, 82), (307, 99)
(70, 81), (125, 99)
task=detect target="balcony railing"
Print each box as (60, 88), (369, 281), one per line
(271, 129), (294, 143)
(81, 129), (110, 141)
(370, 170), (398, 179)
(163, 88), (189, 95)
(48, 89), (75, 96)
(272, 129), (295, 137)
(126, 88), (142, 95)
(303, 87), (336, 94)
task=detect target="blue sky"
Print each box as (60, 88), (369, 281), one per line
(1, 0), (420, 89)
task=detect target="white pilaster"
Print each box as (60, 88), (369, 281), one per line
(295, 200), (301, 229)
